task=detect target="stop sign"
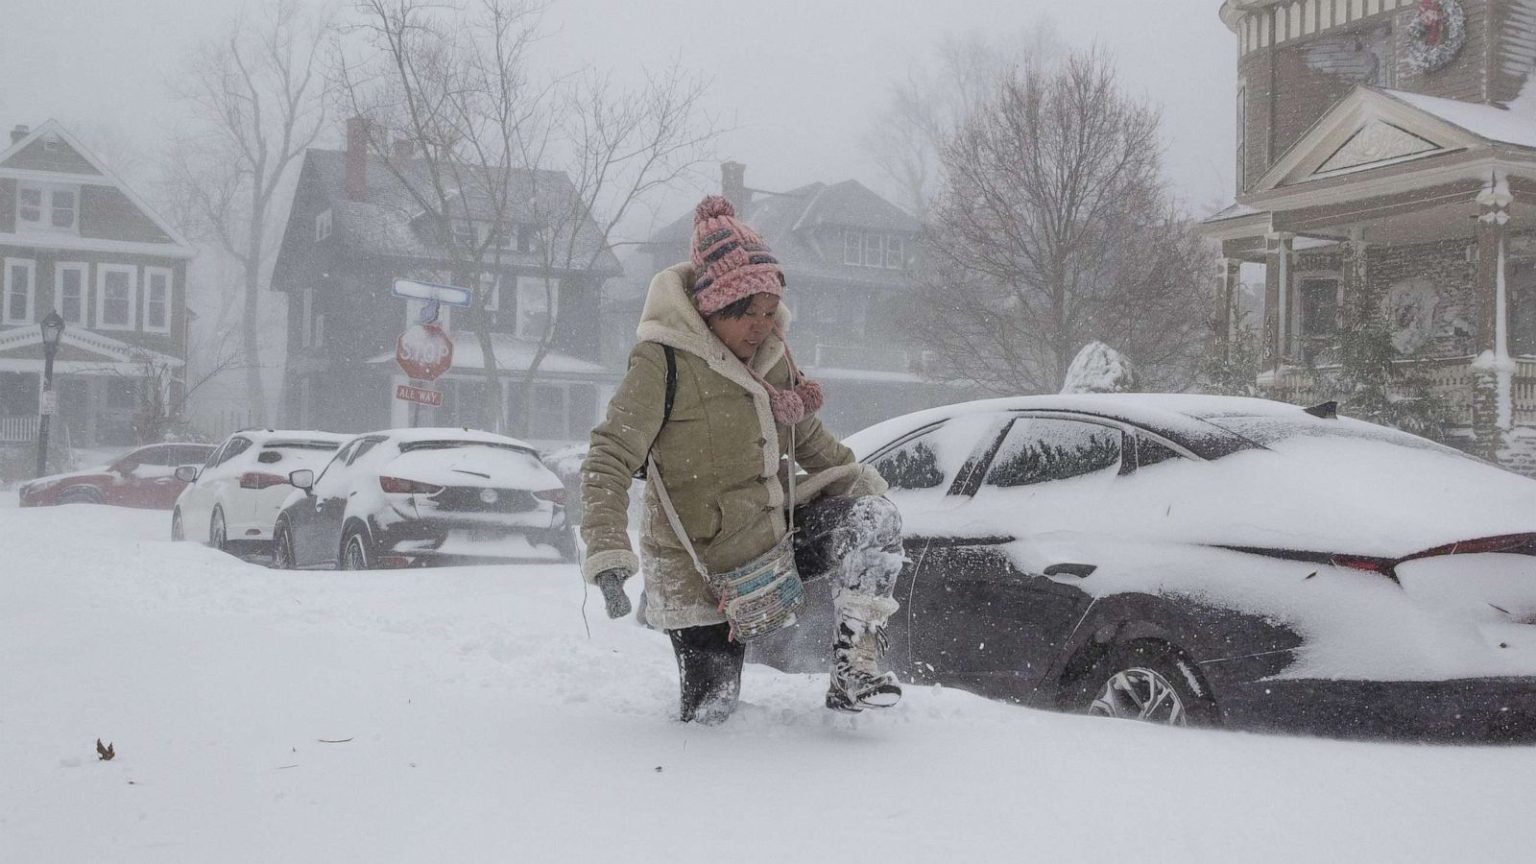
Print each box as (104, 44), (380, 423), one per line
(396, 323), (454, 381)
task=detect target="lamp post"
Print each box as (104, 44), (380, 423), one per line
(35, 310), (65, 479)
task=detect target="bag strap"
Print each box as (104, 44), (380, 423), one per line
(632, 344), (677, 481)
(649, 404), (798, 581)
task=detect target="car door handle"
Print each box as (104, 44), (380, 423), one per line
(1043, 563), (1096, 580)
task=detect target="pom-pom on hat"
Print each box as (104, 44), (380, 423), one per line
(688, 196), (785, 316)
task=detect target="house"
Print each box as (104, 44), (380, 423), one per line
(0, 121), (195, 454)
(636, 163), (961, 435)
(270, 119), (622, 446)
(1202, 0), (1536, 473)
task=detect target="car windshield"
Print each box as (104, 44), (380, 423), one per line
(1199, 414), (1474, 460)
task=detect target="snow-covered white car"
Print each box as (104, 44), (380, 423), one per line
(172, 430), (349, 554)
(751, 394), (1536, 740)
(271, 428), (575, 570)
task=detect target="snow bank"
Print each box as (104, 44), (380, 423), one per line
(6, 498), (1536, 862)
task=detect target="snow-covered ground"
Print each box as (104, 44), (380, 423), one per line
(5, 494), (1536, 863)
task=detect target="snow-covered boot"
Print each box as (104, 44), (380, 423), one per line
(826, 593), (902, 712)
(669, 623), (745, 725)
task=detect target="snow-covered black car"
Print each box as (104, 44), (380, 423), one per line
(751, 394), (1536, 740)
(271, 428), (575, 569)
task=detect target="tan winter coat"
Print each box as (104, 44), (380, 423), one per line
(580, 263), (888, 630)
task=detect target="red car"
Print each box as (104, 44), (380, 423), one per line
(18, 443), (216, 509)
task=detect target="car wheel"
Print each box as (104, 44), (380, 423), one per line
(272, 525), (296, 570)
(1077, 640), (1218, 728)
(171, 508), (185, 541)
(210, 507), (229, 553)
(58, 486), (102, 505)
(341, 529), (371, 571)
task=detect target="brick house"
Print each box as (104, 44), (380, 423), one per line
(636, 163), (961, 435)
(0, 121), (195, 452)
(271, 121), (622, 445)
(1202, 0), (1536, 471)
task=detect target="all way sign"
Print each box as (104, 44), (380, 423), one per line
(395, 383), (443, 407)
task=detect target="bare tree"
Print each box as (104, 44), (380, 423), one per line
(915, 50), (1210, 395)
(334, 0), (715, 434)
(862, 25), (1062, 221)
(165, 0), (330, 426)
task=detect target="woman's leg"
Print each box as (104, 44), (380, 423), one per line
(667, 622), (745, 724)
(794, 495), (904, 711)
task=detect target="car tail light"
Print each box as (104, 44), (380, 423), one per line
(1400, 533), (1536, 563)
(240, 472), (288, 489)
(379, 476), (444, 495)
(533, 487), (567, 506)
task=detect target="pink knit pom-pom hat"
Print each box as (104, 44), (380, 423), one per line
(689, 196), (785, 316)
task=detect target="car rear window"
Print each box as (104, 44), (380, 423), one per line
(1200, 414), (1471, 459)
(257, 440), (341, 464)
(398, 440), (538, 458)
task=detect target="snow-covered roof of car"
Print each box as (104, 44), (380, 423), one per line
(845, 393), (1307, 458)
(232, 429), (352, 445)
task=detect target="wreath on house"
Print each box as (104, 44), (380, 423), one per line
(1404, 0), (1466, 74)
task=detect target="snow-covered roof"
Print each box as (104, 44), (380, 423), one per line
(1379, 89), (1536, 151)
(366, 331), (611, 377)
(1202, 201), (1262, 223)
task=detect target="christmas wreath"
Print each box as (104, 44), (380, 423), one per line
(1404, 0), (1466, 74)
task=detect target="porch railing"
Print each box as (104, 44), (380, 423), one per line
(1271, 357), (1536, 428)
(0, 416), (40, 443)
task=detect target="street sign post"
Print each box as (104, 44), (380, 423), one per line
(393, 279), (468, 427)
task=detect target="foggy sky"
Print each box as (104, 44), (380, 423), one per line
(0, 0), (1236, 234)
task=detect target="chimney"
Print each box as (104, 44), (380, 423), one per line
(392, 137), (414, 160)
(10, 124), (30, 145)
(721, 161), (747, 208)
(345, 116), (370, 201)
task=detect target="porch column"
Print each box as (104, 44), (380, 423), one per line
(1339, 228), (1369, 330)
(1473, 173), (1514, 461)
(1262, 233), (1294, 377)
(1212, 258), (1242, 361)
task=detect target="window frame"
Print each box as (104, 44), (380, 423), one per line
(844, 229), (863, 266)
(142, 266), (173, 334)
(55, 262), (89, 326)
(3, 257), (37, 325)
(885, 235), (905, 270)
(977, 413), (1129, 490)
(863, 233), (885, 268)
(15, 181), (80, 233)
(96, 264), (138, 331)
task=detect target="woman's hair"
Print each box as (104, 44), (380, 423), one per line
(710, 294), (756, 321)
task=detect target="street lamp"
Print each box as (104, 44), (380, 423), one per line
(35, 310), (65, 479)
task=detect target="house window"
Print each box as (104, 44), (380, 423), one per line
(515, 276), (556, 340)
(844, 230), (863, 265)
(863, 233), (884, 268)
(315, 208), (333, 241)
(96, 265), (137, 330)
(451, 220), (478, 249)
(56, 263), (87, 326)
(517, 224), (536, 254)
(16, 182), (78, 233)
(1300, 278), (1339, 337)
(885, 236), (905, 269)
(143, 267), (172, 333)
(3, 258), (36, 325)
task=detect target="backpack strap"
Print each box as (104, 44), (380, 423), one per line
(632, 343), (677, 480)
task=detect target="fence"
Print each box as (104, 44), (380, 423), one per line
(1273, 357), (1536, 428)
(0, 416), (39, 443)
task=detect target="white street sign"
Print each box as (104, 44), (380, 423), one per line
(392, 279), (473, 307)
(39, 389), (57, 416)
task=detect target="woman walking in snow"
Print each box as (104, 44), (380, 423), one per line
(579, 196), (905, 724)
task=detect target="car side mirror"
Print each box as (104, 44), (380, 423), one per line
(174, 465), (199, 483)
(113, 461), (136, 476)
(289, 469), (315, 492)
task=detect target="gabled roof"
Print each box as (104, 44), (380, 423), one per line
(1251, 86), (1528, 194)
(0, 120), (195, 257)
(645, 177), (919, 286)
(293, 149), (621, 275)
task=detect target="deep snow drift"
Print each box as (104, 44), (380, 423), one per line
(4, 494), (1536, 863)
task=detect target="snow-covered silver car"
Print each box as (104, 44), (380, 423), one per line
(752, 394), (1536, 740)
(271, 428), (574, 569)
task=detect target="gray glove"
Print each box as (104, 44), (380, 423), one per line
(594, 568), (633, 619)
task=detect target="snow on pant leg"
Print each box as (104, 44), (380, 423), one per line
(667, 622), (745, 724)
(792, 495), (903, 626)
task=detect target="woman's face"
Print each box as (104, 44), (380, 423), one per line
(708, 293), (780, 361)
